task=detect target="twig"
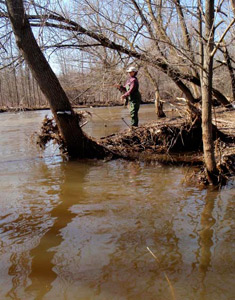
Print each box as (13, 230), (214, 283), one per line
(147, 247), (176, 300)
(80, 120), (88, 128)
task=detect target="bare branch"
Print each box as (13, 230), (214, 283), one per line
(211, 17), (235, 57)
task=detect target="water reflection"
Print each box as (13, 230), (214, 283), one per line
(199, 191), (216, 273)
(6, 252), (31, 300)
(29, 162), (187, 300)
(0, 108), (234, 300)
(2, 160), (234, 300)
(198, 191), (216, 300)
(26, 162), (88, 300)
(0, 161), (62, 300)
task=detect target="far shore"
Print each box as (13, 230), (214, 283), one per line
(0, 101), (155, 113)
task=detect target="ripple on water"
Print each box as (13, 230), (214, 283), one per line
(0, 109), (234, 300)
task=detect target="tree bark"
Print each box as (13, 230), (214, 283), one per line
(144, 67), (166, 118)
(154, 90), (166, 118)
(173, 0), (200, 99)
(6, 0), (106, 158)
(223, 45), (235, 102)
(201, 0), (219, 184)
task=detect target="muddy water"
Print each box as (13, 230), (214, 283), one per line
(0, 106), (234, 300)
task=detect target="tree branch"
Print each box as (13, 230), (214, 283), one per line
(211, 17), (235, 57)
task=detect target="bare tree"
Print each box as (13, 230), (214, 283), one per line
(6, 0), (107, 158)
(222, 43), (235, 102)
(2, 0), (235, 183)
(10, 0), (230, 108)
(198, 0), (235, 184)
(200, 0), (218, 183)
(1, 0), (234, 108)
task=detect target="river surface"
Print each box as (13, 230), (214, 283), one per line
(0, 105), (234, 300)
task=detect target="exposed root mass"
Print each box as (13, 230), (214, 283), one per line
(36, 115), (66, 152)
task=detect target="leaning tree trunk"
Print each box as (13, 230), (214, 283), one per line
(6, 0), (106, 158)
(200, 0), (219, 184)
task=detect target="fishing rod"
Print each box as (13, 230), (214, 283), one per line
(71, 72), (128, 127)
(121, 117), (131, 128)
(91, 111), (108, 127)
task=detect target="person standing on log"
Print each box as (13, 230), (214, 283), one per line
(115, 66), (142, 127)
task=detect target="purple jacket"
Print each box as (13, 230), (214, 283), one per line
(119, 76), (139, 98)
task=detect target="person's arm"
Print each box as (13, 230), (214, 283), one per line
(122, 78), (137, 98)
(119, 85), (127, 93)
(115, 84), (126, 93)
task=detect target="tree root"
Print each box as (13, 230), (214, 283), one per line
(36, 113), (114, 159)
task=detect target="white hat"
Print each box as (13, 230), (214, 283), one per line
(126, 66), (138, 73)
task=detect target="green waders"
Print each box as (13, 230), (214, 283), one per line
(125, 81), (141, 127)
(128, 91), (141, 127)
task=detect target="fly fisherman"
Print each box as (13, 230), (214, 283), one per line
(115, 66), (142, 127)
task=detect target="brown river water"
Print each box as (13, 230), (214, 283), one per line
(0, 105), (234, 300)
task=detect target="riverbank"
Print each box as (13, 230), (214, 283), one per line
(100, 106), (235, 184)
(15, 103), (234, 184)
(0, 106), (50, 113)
(0, 101), (155, 114)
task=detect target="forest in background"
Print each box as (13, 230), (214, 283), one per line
(1, 0), (235, 184)
(0, 0), (234, 110)
(0, 59), (233, 109)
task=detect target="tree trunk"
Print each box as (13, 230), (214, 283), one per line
(223, 44), (235, 102)
(173, 0), (200, 99)
(201, 0), (219, 184)
(144, 67), (166, 118)
(12, 67), (20, 107)
(154, 89), (166, 118)
(0, 78), (2, 107)
(6, 0), (106, 158)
